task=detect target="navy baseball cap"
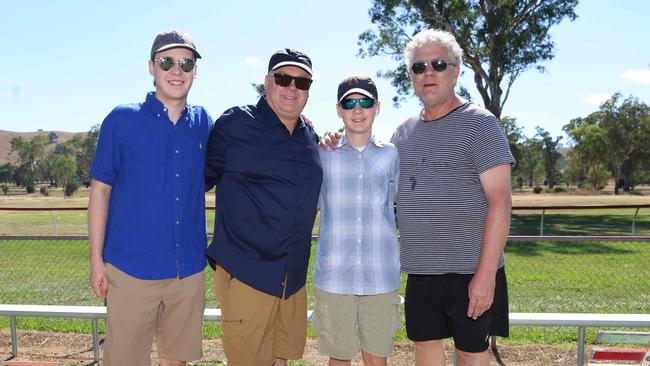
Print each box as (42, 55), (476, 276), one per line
(337, 76), (378, 103)
(268, 48), (313, 75)
(150, 29), (201, 60)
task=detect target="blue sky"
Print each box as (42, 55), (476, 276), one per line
(1, 1), (649, 144)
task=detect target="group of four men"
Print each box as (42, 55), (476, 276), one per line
(88, 28), (513, 366)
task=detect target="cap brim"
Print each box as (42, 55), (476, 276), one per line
(338, 88), (375, 103)
(271, 61), (313, 75)
(153, 44), (202, 58)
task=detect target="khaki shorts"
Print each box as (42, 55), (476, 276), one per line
(103, 264), (205, 366)
(312, 287), (401, 360)
(214, 265), (307, 366)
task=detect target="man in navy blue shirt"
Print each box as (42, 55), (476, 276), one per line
(88, 29), (213, 366)
(205, 48), (323, 366)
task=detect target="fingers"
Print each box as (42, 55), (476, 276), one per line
(467, 294), (493, 319)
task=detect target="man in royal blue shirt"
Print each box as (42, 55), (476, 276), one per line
(205, 48), (323, 366)
(88, 29), (213, 366)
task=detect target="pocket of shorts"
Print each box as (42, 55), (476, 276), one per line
(312, 303), (334, 346)
(220, 316), (246, 349)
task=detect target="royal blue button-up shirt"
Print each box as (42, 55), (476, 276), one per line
(205, 97), (323, 298)
(90, 92), (213, 280)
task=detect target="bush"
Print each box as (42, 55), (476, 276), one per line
(25, 185), (35, 194)
(64, 181), (79, 197)
(533, 186), (543, 194)
(553, 186), (566, 193)
(1, 184), (8, 195)
(39, 187), (49, 196)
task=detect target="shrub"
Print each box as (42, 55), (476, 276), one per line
(64, 181), (79, 197)
(26, 185), (35, 194)
(533, 186), (543, 194)
(39, 187), (49, 196)
(553, 186), (566, 193)
(1, 184), (8, 195)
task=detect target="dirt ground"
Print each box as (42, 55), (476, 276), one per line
(0, 329), (583, 365)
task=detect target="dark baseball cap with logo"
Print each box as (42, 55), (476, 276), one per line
(337, 76), (378, 103)
(268, 48), (313, 75)
(150, 29), (201, 60)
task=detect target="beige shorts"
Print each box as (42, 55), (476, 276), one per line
(103, 264), (205, 366)
(312, 287), (401, 360)
(214, 265), (307, 366)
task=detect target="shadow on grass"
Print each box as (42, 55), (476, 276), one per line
(506, 240), (635, 257)
(510, 214), (649, 236)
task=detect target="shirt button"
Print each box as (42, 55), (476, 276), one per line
(176, 173), (180, 177)
(357, 195), (361, 200)
(176, 220), (180, 225)
(176, 197), (180, 201)
(156, 113), (161, 118)
(357, 217), (361, 221)
(357, 239), (361, 243)
(175, 149), (180, 154)
(358, 174), (362, 179)
(163, 108), (167, 112)
(176, 242), (180, 247)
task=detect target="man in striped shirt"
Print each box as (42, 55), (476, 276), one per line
(392, 29), (514, 366)
(313, 76), (401, 366)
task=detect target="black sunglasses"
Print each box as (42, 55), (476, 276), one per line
(411, 59), (457, 74)
(272, 73), (313, 91)
(340, 97), (375, 110)
(154, 57), (196, 73)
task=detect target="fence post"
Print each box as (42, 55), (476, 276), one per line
(539, 209), (545, 236)
(577, 326), (585, 366)
(92, 317), (100, 363)
(632, 207), (640, 234)
(49, 210), (58, 235)
(10, 314), (18, 358)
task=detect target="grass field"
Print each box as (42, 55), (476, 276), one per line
(1, 191), (650, 346)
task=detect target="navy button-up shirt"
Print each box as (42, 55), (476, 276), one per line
(205, 97), (323, 298)
(90, 92), (213, 280)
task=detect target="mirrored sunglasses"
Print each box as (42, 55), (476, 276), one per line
(340, 97), (375, 110)
(411, 59), (457, 74)
(272, 73), (313, 91)
(155, 57), (196, 73)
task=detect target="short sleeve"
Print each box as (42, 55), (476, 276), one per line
(471, 116), (515, 175)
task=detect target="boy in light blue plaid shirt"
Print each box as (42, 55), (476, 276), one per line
(312, 76), (401, 366)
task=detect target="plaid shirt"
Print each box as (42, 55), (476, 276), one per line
(314, 136), (400, 295)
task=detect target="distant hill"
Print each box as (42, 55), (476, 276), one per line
(0, 130), (82, 165)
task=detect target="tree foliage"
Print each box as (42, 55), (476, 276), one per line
(535, 127), (562, 188)
(564, 94), (650, 193)
(357, 0), (578, 117)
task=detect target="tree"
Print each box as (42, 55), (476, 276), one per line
(535, 127), (562, 188)
(47, 154), (78, 195)
(563, 117), (610, 190)
(252, 83), (265, 98)
(357, 0), (578, 117)
(48, 131), (58, 144)
(517, 136), (544, 187)
(55, 125), (99, 187)
(10, 134), (48, 190)
(500, 116), (524, 174)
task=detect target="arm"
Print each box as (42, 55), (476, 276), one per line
(467, 163), (512, 319)
(205, 121), (226, 191)
(88, 179), (112, 298)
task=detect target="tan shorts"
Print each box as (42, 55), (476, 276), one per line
(312, 287), (401, 360)
(214, 265), (307, 366)
(103, 264), (205, 366)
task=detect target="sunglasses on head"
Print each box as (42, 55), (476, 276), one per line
(154, 57), (196, 72)
(271, 73), (313, 91)
(411, 59), (457, 74)
(340, 97), (375, 110)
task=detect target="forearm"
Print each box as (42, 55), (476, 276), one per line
(476, 196), (511, 275)
(88, 180), (111, 264)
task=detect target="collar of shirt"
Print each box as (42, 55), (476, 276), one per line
(142, 91), (190, 122)
(255, 96), (307, 132)
(336, 134), (385, 150)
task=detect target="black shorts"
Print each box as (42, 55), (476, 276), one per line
(404, 267), (509, 352)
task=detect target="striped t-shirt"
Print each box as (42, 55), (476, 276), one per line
(391, 102), (514, 274)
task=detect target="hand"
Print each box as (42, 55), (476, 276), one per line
(90, 261), (108, 298)
(319, 131), (342, 149)
(467, 271), (496, 320)
(301, 114), (314, 128)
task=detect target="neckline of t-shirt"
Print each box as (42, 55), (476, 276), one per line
(419, 101), (470, 123)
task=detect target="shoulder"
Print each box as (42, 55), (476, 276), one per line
(391, 115), (420, 142)
(458, 103), (499, 124)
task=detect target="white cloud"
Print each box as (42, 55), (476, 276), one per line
(244, 57), (262, 67)
(582, 92), (611, 106)
(620, 69), (650, 85)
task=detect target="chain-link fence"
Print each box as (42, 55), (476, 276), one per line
(0, 237), (648, 313)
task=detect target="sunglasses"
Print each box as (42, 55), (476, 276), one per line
(340, 97), (375, 110)
(272, 73), (313, 91)
(154, 57), (196, 72)
(411, 59), (457, 74)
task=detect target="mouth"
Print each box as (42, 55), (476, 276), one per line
(168, 80), (185, 86)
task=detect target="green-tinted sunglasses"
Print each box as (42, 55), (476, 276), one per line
(340, 97), (375, 110)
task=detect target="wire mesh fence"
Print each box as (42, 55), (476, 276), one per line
(0, 237), (648, 315)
